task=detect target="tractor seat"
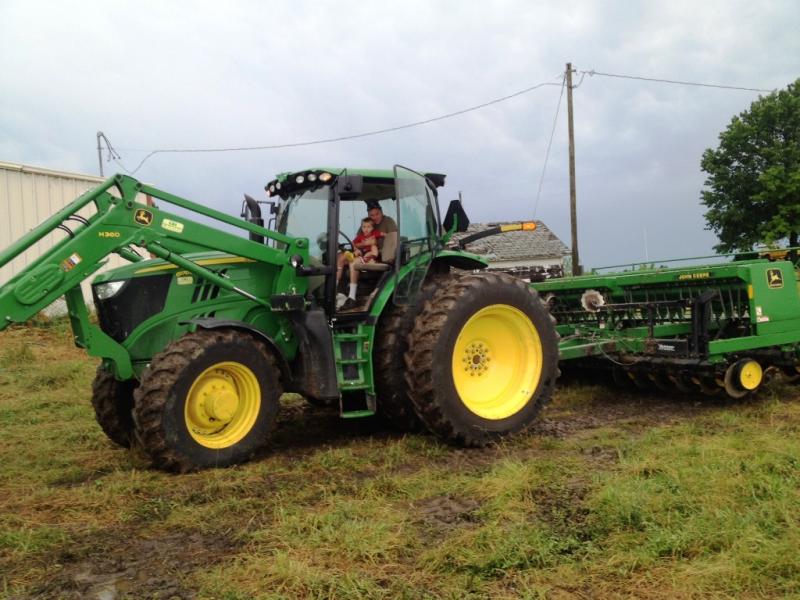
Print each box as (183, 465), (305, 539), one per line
(354, 262), (390, 272)
(353, 231), (397, 273)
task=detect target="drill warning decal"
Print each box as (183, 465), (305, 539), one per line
(766, 268), (784, 289)
(134, 209), (154, 226)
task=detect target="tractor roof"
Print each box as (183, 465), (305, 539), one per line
(267, 168), (446, 197)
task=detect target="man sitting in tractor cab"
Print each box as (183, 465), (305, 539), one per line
(338, 201), (398, 310)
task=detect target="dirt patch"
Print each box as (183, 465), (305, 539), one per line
(544, 384), (733, 432)
(577, 444), (620, 467)
(22, 531), (238, 600)
(256, 385), (783, 481)
(530, 478), (592, 538)
(414, 495), (481, 526)
(265, 382), (787, 460)
(265, 399), (396, 459)
(529, 414), (603, 438)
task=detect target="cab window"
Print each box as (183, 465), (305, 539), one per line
(396, 169), (437, 261)
(276, 186), (329, 260)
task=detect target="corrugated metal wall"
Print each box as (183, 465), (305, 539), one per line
(0, 161), (127, 306)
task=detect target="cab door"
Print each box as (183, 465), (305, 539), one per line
(393, 165), (440, 306)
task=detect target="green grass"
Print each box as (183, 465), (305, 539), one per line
(1, 323), (799, 598)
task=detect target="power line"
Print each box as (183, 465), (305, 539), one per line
(106, 67), (777, 176)
(570, 71), (588, 89)
(583, 70), (775, 93)
(533, 75), (566, 218)
(112, 75), (565, 175)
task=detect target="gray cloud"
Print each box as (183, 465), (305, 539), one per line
(1, 0), (797, 267)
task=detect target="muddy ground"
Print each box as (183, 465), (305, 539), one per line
(9, 380), (764, 600)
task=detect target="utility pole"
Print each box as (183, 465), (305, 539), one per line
(96, 131), (121, 177)
(96, 131), (104, 177)
(566, 62), (580, 276)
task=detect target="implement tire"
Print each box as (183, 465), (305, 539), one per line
(91, 365), (137, 448)
(405, 271), (559, 446)
(374, 272), (447, 431)
(133, 329), (281, 472)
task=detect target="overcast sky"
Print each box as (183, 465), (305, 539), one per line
(1, 0), (798, 268)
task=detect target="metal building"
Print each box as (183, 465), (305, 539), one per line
(0, 161), (126, 311)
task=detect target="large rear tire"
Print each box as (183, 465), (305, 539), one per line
(374, 272), (447, 431)
(405, 271), (559, 446)
(91, 365), (137, 448)
(133, 329), (281, 472)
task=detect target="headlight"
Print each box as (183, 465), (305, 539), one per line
(318, 172), (333, 182)
(295, 175), (305, 184)
(307, 173), (317, 182)
(95, 280), (126, 300)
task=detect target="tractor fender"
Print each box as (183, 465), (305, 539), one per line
(432, 251), (488, 271)
(186, 318), (292, 383)
(368, 253), (488, 323)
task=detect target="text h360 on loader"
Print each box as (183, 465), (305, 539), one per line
(0, 167), (559, 471)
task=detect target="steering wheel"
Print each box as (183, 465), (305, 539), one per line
(316, 231), (355, 252)
(338, 231), (354, 252)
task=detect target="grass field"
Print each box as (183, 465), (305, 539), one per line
(1, 321), (799, 599)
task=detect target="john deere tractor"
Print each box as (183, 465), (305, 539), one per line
(0, 167), (559, 471)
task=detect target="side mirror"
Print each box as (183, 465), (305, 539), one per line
(336, 175), (363, 199)
(242, 194), (265, 244)
(443, 199), (470, 233)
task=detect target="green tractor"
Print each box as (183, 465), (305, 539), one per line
(0, 166), (559, 471)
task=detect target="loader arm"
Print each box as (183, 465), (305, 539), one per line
(0, 174), (309, 376)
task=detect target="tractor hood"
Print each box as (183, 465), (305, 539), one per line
(92, 252), (255, 284)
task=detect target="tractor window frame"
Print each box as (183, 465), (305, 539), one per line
(275, 186), (331, 261)
(395, 171), (438, 263)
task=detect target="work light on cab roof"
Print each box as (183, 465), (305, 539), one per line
(265, 170), (334, 197)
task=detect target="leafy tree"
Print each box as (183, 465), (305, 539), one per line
(701, 79), (800, 256)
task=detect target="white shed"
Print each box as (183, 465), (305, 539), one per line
(0, 161), (127, 311)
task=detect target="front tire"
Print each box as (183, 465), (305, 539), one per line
(133, 329), (281, 472)
(91, 365), (137, 448)
(405, 271), (559, 446)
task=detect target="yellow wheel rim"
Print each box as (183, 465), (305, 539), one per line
(738, 360), (763, 390)
(452, 304), (543, 420)
(184, 362), (261, 449)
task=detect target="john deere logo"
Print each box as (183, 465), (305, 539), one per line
(134, 209), (153, 226)
(767, 268), (784, 289)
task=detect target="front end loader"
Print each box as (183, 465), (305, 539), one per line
(0, 167), (560, 471)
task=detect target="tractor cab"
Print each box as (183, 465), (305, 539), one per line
(263, 166), (448, 317)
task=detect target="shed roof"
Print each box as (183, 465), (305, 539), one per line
(450, 221), (569, 261)
(0, 160), (105, 182)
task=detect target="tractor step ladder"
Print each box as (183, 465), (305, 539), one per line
(332, 325), (376, 418)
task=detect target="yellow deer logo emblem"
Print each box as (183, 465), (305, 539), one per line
(766, 268), (784, 289)
(134, 209), (154, 226)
